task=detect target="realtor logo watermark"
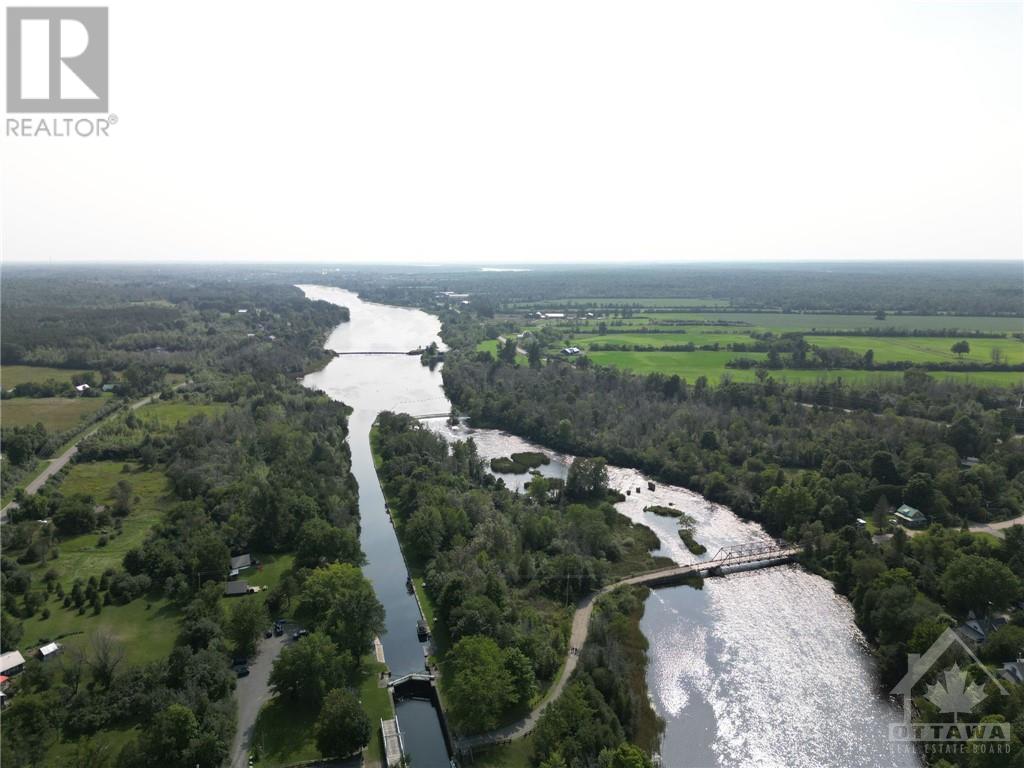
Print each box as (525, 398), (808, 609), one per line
(6, 7), (115, 136)
(889, 627), (1011, 757)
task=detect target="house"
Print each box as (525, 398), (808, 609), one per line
(224, 581), (250, 597)
(893, 504), (927, 528)
(961, 457), (981, 469)
(561, 347), (582, 356)
(0, 651), (26, 676)
(954, 611), (1008, 648)
(74, 383), (90, 393)
(1001, 657), (1024, 684)
(855, 518), (867, 528)
(38, 642), (61, 661)
(101, 384), (115, 392)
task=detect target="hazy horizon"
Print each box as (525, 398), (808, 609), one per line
(2, 0), (1021, 265)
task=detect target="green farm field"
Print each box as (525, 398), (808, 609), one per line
(1, 394), (112, 431)
(630, 312), (1024, 333)
(515, 297), (730, 308)
(1, 365), (93, 389)
(807, 335), (1024, 365)
(585, 350), (1024, 387)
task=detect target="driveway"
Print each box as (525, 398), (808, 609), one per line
(230, 631), (291, 768)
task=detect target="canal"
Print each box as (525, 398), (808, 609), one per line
(301, 285), (919, 768)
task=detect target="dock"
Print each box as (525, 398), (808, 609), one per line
(381, 718), (404, 767)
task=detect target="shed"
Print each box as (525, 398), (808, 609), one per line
(224, 581), (249, 597)
(0, 651), (26, 676)
(74, 383), (90, 393)
(38, 642), (61, 660)
(230, 554), (252, 572)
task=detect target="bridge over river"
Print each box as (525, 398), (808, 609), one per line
(453, 543), (800, 754)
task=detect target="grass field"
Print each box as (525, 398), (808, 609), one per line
(1, 394), (112, 431)
(585, 351), (1024, 387)
(1, 365), (93, 389)
(515, 297), (730, 308)
(498, 308), (1024, 389)
(470, 735), (535, 767)
(806, 335), (1024, 365)
(135, 400), (226, 427)
(24, 461), (173, 591)
(19, 594), (180, 667)
(631, 311), (1024, 333)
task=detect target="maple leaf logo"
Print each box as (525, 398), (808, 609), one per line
(924, 664), (988, 722)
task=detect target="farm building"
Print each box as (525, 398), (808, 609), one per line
(38, 642), (62, 661)
(561, 347), (582, 356)
(0, 651), (26, 676)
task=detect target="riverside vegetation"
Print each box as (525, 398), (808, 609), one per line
(1, 269), (380, 768)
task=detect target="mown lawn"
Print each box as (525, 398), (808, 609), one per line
(43, 724), (140, 768)
(25, 461), (173, 591)
(19, 594), (180, 667)
(1, 365), (93, 389)
(1, 395), (111, 431)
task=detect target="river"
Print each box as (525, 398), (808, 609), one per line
(300, 285), (918, 768)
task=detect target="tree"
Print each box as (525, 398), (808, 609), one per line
(500, 337), (518, 364)
(566, 457), (609, 501)
(869, 452), (900, 485)
(269, 631), (353, 704)
(447, 635), (515, 732)
(112, 480), (135, 516)
(88, 631), (125, 688)
(295, 518), (362, 569)
(941, 555), (1021, 615)
(295, 563), (384, 657)
(314, 688), (371, 757)
(147, 704), (199, 766)
(599, 743), (654, 768)
(951, 340), (970, 358)
(527, 341), (543, 369)
(0, 693), (55, 767)
(225, 598), (267, 657)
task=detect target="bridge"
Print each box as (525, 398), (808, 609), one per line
(455, 542), (800, 754)
(623, 542), (800, 588)
(333, 350), (421, 356)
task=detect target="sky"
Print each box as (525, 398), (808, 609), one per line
(1, 0), (1021, 265)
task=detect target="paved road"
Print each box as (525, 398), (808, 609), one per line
(458, 548), (799, 749)
(230, 631), (291, 768)
(1, 390), (172, 524)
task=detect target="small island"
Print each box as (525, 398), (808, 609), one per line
(646, 506), (706, 554)
(490, 451), (551, 474)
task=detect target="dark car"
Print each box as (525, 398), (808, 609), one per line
(233, 664), (250, 678)
(264, 628), (273, 639)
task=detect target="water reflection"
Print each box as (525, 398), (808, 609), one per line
(301, 286), (917, 768)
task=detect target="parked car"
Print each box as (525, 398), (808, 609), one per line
(273, 624), (284, 637)
(233, 664), (250, 678)
(264, 628), (273, 639)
